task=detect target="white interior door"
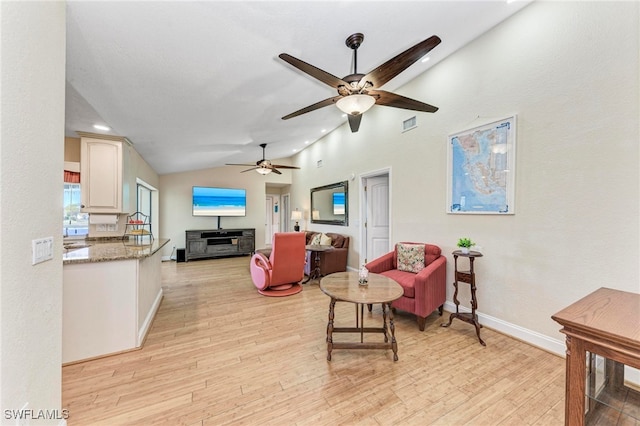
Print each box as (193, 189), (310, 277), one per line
(265, 196), (273, 245)
(265, 194), (280, 245)
(365, 175), (389, 263)
(282, 193), (291, 232)
(273, 195), (280, 235)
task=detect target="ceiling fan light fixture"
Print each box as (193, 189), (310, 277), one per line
(336, 94), (375, 116)
(255, 167), (272, 175)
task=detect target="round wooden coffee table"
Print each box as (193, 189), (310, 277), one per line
(320, 271), (404, 361)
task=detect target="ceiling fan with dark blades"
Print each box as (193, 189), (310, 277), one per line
(279, 33), (441, 133)
(226, 143), (300, 175)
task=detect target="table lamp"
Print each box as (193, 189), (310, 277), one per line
(291, 209), (302, 232)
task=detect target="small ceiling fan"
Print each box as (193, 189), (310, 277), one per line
(226, 143), (300, 175)
(279, 33), (441, 133)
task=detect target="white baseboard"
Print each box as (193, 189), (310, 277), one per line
(138, 288), (163, 345)
(443, 301), (566, 356)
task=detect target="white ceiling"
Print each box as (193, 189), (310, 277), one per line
(65, 1), (531, 175)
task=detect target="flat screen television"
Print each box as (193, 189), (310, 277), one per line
(192, 186), (246, 217)
(333, 192), (345, 215)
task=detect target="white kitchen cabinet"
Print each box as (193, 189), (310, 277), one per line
(62, 249), (163, 364)
(79, 134), (134, 213)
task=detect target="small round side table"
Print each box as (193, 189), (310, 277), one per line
(441, 250), (486, 346)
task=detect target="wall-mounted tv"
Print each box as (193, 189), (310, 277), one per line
(192, 186), (246, 217)
(333, 192), (345, 215)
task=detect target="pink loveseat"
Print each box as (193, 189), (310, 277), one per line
(365, 242), (446, 331)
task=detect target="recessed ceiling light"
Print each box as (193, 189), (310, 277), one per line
(292, 148), (298, 153)
(421, 56), (430, 63)
(321, 129), (326, 133)
(93, 124), (110, 131)
(304, 140), (310, 145)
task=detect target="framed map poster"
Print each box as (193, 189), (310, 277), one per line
(447, 115), (516, 214)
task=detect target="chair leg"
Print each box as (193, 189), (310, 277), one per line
(417, 316), (426, 331)
(367, 304), (372, 312)
(438, 305), (444, 315)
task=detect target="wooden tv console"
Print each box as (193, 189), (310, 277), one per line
(185, 229), (255, 261)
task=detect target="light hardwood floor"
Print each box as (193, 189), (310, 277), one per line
(62, 257), (566, 425)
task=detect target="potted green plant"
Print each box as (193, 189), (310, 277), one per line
(457, 237), (474, 254)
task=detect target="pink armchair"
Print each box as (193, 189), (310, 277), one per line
(365, 242), (446, 330)
(250, 232), (306, 296)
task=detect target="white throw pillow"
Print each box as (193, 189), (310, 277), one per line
(320, 233), (332, 246)
(309, 233), (322, 245)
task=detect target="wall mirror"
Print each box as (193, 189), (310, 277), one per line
(310, 181), (348, 226)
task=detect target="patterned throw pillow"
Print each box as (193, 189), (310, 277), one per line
(396, 243), (425, 273)
(309, 233), (322, 245)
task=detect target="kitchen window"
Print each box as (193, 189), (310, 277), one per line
(63, 183), (88, 238)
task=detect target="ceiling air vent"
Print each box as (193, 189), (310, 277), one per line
(402, 116), (417, 133)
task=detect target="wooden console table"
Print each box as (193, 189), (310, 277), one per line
(552, 287), (640, 425)
(185, 229), (254, 261)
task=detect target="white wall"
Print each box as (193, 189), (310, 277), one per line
(288, 1), (639, 345)
(159, 165), (293, 257)
(156, 2), (638, 351)
(1, 1), (66, 423)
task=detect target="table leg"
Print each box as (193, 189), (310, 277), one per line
(441, 281), (459, 328)
(326, 298), (336, 361)
(469, 282), (486, 346)
(564, 334), (586, 425)
(314, 251), (321, 277)
(303, 250), (323, 283)
(301, 250), (313, 284)
(387, 302), (398, 361)
(360, 304), (364, 343)
(381, 303), (389, 343)
(474, 320), (486, 346)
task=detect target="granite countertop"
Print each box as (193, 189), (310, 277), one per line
(63, 238), (170, 265)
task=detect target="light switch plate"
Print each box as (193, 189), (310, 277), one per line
(32, 237), (54, 265)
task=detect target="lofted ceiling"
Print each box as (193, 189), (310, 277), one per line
(65, 1), (532, 175)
